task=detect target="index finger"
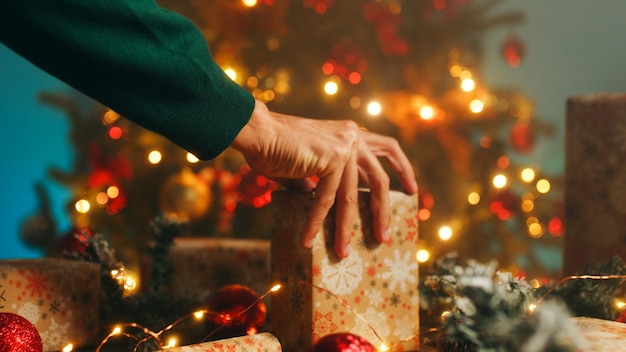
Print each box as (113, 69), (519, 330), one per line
(361, 131), (417, 194)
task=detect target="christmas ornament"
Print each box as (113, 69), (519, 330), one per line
(58, 226), (93, 255)
(311, 332), (376, 352)
(206, 284), (267, 339)
(159, 168), (212, 221)
(489, 189), (519, 220)
(0, 313), (43, 352)
(237, 166), (277, 208)
(501, 33), (525, 68)
(508, 122), (535, 153)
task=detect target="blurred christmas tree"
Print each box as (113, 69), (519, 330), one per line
(21, 0), (563, 277)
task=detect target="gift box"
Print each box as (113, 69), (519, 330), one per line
(144, 237), (271, 303)
(564, 93), (626, 275)
(270, 190), (420, 351)
(571, 317), (626, 350)
(0, 258), (100, 352)
(156, 332), (281, 351)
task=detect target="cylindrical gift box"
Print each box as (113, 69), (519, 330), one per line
(156, 332), (281, 351)
(0, 258), (100, 351)
(564, 93), (626, 274)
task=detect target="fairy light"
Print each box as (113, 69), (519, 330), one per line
(75, 199), (90, 214)
(270, 284), (282, 292)
(536, 179), (551, 193)
(492, 174), (507, 189)
(109, 126), (123, 140)
(520, 168), (536, 182)
(467, 191), (480, 205)
(103, 109), (120, 124)
(379, 342), (390, 351)
(419, 105), (435, 120)
(367, 101), (382, 116)
(615, 299), (626, 310)
(528, 222), (543, 238)
(193, 310), (205, 319)
(166, 337), (177, 348)
(96, 192), (108, 205)
(459, 70), (472, 80)
(107, 186), (119, 198)
(223, 67), (237, 81)
(460, 78), (475, 92)
(111, 326), (122, 335)
(416, 249), (430, 263)
(521, 199), (534, 212)
(186, 153), (200, 163)
(449, 64), (462, 77)
(148, 150), (162, 164)
(324, 80), (339, 95)
(528, 303), (537, 312)
(242, 0), (257, 6)
(62, 344), (73, 352)
(469, 99), (484, 113)
(438, 226), (452, 241)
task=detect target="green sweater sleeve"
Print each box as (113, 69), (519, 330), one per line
(0, 0), (255, 160)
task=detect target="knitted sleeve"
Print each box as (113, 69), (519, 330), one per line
(0, 0), (255, 160)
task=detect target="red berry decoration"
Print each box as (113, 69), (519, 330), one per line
(206, 284), (267, 339)
(58, 227), (93, 255)
(508, 122), (535, 153)
(0, 313), (43, 352)
(311, 333), (376, 352)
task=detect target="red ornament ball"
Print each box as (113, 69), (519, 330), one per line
(58, 227), (93, 255)
(509, 122), (535, 153)
(501, 33), (525, 68)
(311, 333), (376, 352)
(206, 284), (266, 339)
(0, 313), (43, 352)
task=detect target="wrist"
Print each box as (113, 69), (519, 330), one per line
(231, 99), (273, 159)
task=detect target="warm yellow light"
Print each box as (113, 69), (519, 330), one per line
(166, 337), (177, 348)
(103, 110), (120, 125)
(440, 310), (451, 320)
(461, 78), (475, 92)
(270, 284), (282, 292)
(367, 101), (382, 116)
(324, 81), (339, 95)
(96, 192), (108, 205)
(148, 150), (162, 164)
(530, 279), (541, 289)
(112, 326), (122, 335)
(186, 153), (200, 163)
(242, 0), (257, 7)
(521, 199), (534, 212)
(536, 179), (551, 193)
(194, 310), (205, 319)
(246, 76), (258, 88)
(528, 303), (537, 312)
(419, 105), (435, 120)
(521, 168), (536, 182)
(438, 226), (452, 241)
(616, 299), (626, 310)
(416, 249), (430, 263)
(62, 344), (73, 352)
(526, 216), (539, 226)
(379, 343), (390, 351)
(124, 276), (137, 294)
(467, 192), (480, 205)
(449, 65), (462, 77)
(528, 223), (543, 238)
(106, 186), (119, 199)
(469, 99), (484, 113)
(459, 70), (472, 80)
(75, 199), (90, 214)
(349, 96), (362, 109)
(223, 67), (237, 81)
(492, 174), (507, 189)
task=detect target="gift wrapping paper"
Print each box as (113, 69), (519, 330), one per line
(571, 317), (626, 350)
(156, 332), (281, 351)
(0, 258), (100, 352)
(270, 190), (420, 351)
(564, 93), (626, 275)
(143, 237), (271, 303)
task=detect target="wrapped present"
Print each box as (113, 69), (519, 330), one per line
(156, 332), (281, 351)
(0, 258), (100, 352)
(270, 190), (420, 351)
(571, 317), (626, 350)
(564, 93), (626, 275)
(142, 237), (271, 303)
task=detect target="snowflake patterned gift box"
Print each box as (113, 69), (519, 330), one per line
(155, 332), (281, 351)
(571, 317), (626, 350)
(0, 258), (100, 352)
(270, 190), (420, 351)
(564, 93), (626, 275)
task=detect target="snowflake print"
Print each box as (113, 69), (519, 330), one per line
(381, 249), (417, 292)
(23, 269), (51, 299)
(364, 288), (383, 307)
(354, 306), (390, 345)
(321, 250), (363, 295)
(389, 293), (400, 307)
(393, 314), (417, 340)
(18, 302), (40, 324)
(49, 300), (61, 314)
(39, 317), (69, 351)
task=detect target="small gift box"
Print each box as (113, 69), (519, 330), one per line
(564, 93), (626, 275)
(146, 237), (271, 303)
(0, 258), (100, 352)
(156, 332), (281, 351)
(270, 190), (420, 351)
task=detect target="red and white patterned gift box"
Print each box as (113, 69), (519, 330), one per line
(156, 332), (281, 351)
(270, 190), (420, 351)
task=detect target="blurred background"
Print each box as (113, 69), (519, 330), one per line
(0, 0), (625, 280)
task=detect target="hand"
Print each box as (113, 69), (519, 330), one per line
(232, 100), (417, 258)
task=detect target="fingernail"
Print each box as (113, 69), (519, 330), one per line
(303, 236), (314, 248)
(343, 243), (352, 257)
(383, 227), (391, 242)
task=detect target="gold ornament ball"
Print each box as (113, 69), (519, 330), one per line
(159, 169), (212, 221)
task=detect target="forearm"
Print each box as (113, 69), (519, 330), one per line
(0, 0), (254, 160)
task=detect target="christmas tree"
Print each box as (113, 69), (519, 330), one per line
(21, 0), (562, 278)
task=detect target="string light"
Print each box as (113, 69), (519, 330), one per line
(492, 174), (507, 188)
(536, 179), (550, 193)
(416, 249), (430, 263)
(520, 168), (536, 182)
(223, 67), (238, 81)
(438, 226), (453, 241)
(186, 153), (200, 163)
(242, 0), (257, 6)
(460, 78), (475, 92)
(75, 199), (90, 214)
(419, 105), (435, 120)
(469, 99), (484, 113)
(367, 101), (382, 116)
(148, 150), (162, 164)
(324, 80), (339, 95)
(467, 192), (480, 205)
(107, 186), (119, 199)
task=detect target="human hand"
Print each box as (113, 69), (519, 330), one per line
(232, 100), (417, 258)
